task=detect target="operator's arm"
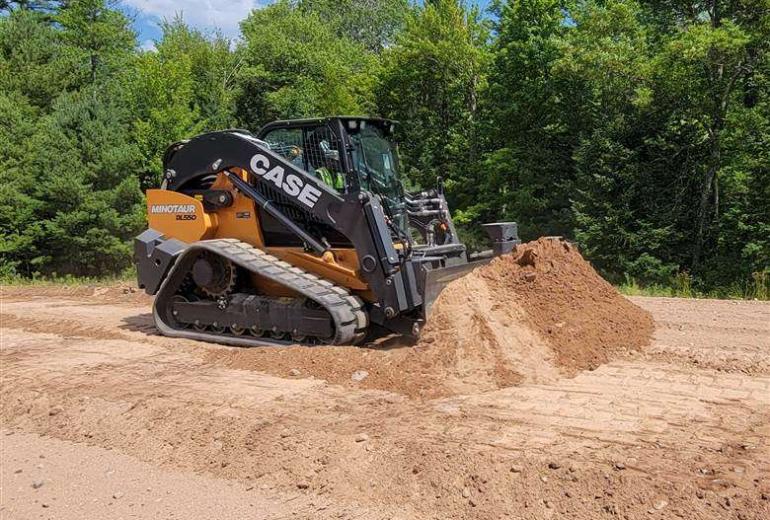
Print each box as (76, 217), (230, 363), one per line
(315, 166), (345, 191)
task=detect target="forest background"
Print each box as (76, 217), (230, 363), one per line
(1, 0), (768, 298)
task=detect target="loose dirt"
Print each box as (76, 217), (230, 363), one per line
(419, 237), (655, 383)
(485, 237), (655, 372)
(206, 238), (654, 398)
(2, 252), (769, 519)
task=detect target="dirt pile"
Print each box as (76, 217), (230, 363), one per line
(422, 236), (655, 376)
(206, 237), (653, 398)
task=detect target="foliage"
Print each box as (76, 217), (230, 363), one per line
(1, 3), (144, 277)
(235, 0), (380, 128)
(0, 2), (245, 276)
(0, 266), (137, 285)
(376, 0), (490, 245)
(297, 0), (411, 52)
(480, 0), (573, 240)
(129, 18), (237, 187)
(0, 0), (767, 297)
(558, 0), (770, 291)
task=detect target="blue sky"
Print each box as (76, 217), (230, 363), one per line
(125, 0), (493, 50)
(124, 0), (269, 49)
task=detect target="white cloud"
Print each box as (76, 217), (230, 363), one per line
(125, 0), (265, 39)
(140, 39), (157, 52)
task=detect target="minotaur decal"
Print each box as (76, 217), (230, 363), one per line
(250, 153), (322, 208)
(150, 204), (196, 214)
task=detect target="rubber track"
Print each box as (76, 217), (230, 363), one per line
(153, 238), (368, 347)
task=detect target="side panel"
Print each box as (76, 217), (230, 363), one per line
(146, 179), (371, 296)
(146, 190), (216, 243)
(266, 247), (370, 293)
(211, 170), (368, 293)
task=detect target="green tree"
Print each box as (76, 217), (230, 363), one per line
(130, 19), (237, 187)
(0, 8), (75, 107)
(480, 0), (572, 239)
(298, 0), (411, 51)
(235, 0), (379, 128)
(561, 0), (770, 289)
(17, 89), (144, 275)
(551, 1), (677, 282)
(377, 0), (489, 243)
(0, 90), (41, 276)
(1, 0), (768, 293)
(0, 1), (144, 277)
(56, 0), (135, 85)
(645, 0), (770, 271)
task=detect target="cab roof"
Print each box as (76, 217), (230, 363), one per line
(258, 116), (398, 138)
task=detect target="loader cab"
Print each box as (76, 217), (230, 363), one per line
(257, 117), (408, 232)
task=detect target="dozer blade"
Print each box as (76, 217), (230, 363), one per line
(421, 259), (492, 318)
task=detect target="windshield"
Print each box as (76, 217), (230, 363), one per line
(349, 125), (408, 233)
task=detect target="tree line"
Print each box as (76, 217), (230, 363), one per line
(1, 0), (768, 296)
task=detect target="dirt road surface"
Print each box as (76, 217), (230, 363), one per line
(2, 286), (769, 519)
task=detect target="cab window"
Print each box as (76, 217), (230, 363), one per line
(262, 128), (306, 170)
(304, 126), (346, 191)
(262, 125), (347, 192)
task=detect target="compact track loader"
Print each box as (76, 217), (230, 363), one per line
(135, 117), (519, 346)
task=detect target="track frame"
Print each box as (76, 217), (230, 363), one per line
(153, 239), (368, 347)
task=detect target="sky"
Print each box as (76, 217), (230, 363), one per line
(125, 0), (493, 51)
(124, 0), (268, 50)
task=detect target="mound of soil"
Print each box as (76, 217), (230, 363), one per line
(422, 237), (654, 378)
(206, 237), (653, 398)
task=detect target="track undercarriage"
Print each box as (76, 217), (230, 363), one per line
(153, 239), (368, 347)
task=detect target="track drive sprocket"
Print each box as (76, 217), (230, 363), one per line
(191, 251), (237, 298)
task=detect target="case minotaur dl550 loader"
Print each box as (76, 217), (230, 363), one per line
(135, 117), (519, 346)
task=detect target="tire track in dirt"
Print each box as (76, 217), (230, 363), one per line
(2, 294), (770, 518)
(631, 297), (770, 376)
